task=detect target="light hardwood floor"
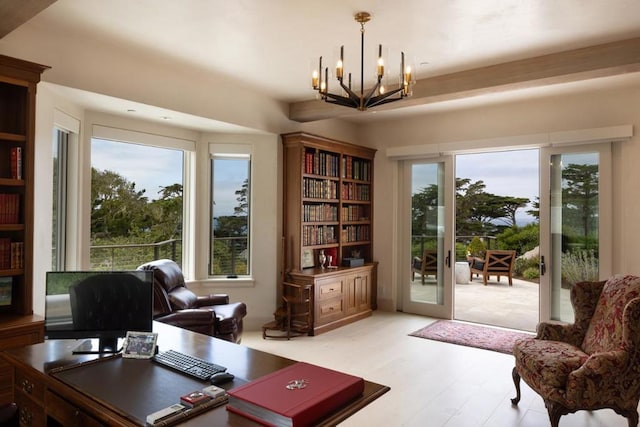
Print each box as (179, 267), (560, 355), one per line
(242, 311), (631, 427)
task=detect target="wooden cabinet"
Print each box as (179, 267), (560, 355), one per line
(287, 263), (377, 335)
(281, 132), (377, 334)
(0, 55), (49, 406)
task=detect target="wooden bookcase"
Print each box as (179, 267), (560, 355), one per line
(0, 55), (49, 404)
(281, 132), (377, 335)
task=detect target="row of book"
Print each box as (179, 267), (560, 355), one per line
(341, 225), (371, 243)
(302, 149), (372, 182)
(302, 225), (337, 246)
(303, 203), (338, 222)
(0, 239), (23, 270)
(341, 205), (369, 222)
(303, 149), (340, 177)
(0, 193), (20, 224)
(342, 156), (371, 181)
(302, 178), (338, 199)
(341, 182), (370, 201)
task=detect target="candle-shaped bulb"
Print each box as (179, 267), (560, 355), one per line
(405, 65), (412, 83)
(312, 70), (319, 89)
(336, 59), (343, 79)
(377, 44), (384, 77)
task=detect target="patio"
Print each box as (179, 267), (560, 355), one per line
(410, 275), (573, 332)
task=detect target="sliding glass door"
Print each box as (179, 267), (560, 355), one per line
(539, 143), (612, 322)
(402, 157), (455, 318)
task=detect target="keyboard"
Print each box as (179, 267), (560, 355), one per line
(152, 349), (227, 381)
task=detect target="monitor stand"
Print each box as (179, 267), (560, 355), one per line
(72, 338), (121, 354)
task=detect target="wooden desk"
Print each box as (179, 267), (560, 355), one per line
(1, 321), (389, 426)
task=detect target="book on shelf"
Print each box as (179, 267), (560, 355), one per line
(10, 147), (22, 180)
(0, 193), (19, 224)
(226, 361), (364, 427)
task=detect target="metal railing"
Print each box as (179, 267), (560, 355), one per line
(90, 239), (182, 271)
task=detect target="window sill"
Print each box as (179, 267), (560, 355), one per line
(187, 277), (255, 288)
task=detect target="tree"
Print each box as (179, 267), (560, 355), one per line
(148, 183), (183, 240)
(562, 163), (598, 239)
(91, 168), (150, 239)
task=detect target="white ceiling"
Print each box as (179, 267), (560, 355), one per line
(7, 0), (640, 128)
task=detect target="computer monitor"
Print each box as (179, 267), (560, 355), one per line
(44, 270), (154, 354)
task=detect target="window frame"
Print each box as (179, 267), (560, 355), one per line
(209, 144), (253, 279)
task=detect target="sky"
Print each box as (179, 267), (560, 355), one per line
(91, 139), (183, 201)
(412, 149), (539, 226)
(91, 138), (247, 217)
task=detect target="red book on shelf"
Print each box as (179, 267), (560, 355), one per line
(226, 362), (364, 427)
(10, 147), (22, 180)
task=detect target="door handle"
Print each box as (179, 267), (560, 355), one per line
(540, 255), (546, 275)
(445, 250), (451, 268)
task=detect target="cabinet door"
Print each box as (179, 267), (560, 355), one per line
(346, 270), (370, 315)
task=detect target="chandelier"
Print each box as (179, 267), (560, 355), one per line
(311, 11), (414, 111)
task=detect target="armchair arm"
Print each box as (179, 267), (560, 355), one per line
(536, 322), (584, 347)
(623, 297), (640, 353)
(155, 309), (216, 328)
(566, 349), (629, 404)
(195, 294), (230, 307)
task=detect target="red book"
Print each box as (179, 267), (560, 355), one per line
(226, 362), (364, 427)
(10, 147), (22, 180)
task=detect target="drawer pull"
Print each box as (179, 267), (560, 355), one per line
(19, 407), (33, 425)
(21, 379), (34, 394)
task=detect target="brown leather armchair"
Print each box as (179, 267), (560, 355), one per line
(137, 259), (247, 343)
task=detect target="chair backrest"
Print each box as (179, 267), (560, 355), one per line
(582, 274), (640, 354)
(422, 250), (438, 273)
(484, 250), (515, 273)
(138, 259), (191, 317)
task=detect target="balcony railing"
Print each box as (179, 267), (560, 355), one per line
(90, 239), (182, 271)
(412, 235), (497, 261)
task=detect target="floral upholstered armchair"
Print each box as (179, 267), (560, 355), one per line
(511, 275), (640, 427)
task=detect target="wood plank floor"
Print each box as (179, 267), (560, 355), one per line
(242, 311), (632, 426)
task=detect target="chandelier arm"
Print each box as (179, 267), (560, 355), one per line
(337, 79), (362, 102)
(366, 88), (405, 108)
(322, 92), (361, 108)
(362, 79), (382, 105)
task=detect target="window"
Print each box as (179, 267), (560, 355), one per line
(52, 129), (69, 271)
(90, 138), (184, 270)
(210, 149), (251, 277)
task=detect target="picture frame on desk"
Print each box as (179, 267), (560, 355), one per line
(302, 249), (315, 268)
(122, 331), (157, 359)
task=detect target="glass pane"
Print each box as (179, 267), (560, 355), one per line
(550, 152), (599, 321)
(211, 157), (250, 276)
(410, 163), (444, 304)
(52, 129), (68, 271)
(90, 138), (184, 270)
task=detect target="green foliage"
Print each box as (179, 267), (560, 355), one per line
(523, 267), (540, 280)
(562, 249), (599, 285)
(496, 223), (539, 256)
(514, 255), (539, 276)
(466, 237), (486, 258)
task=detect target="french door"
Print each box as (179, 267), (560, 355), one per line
(539, 143), (611, 322)
(401, 156), (455, 318)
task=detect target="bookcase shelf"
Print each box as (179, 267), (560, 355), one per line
(0, 55), (48, 405)
(280, 132), (377, 335)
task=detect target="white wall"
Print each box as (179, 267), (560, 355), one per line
(361, 83), (640, 311)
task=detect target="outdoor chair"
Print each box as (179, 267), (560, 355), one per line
(511, 275), (640, 427)
(468, 249), (516, 286)
(412, 249), (438, 284)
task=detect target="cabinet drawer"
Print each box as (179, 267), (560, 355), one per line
(317, 298), (344, 324)
(14, 369), (44, 404)
(14, 392), (45, 427)
(46, 390), (105, 427)
(317, 279), (343, 301)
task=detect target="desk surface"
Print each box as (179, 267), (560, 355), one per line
(2, 321), (389, 426)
